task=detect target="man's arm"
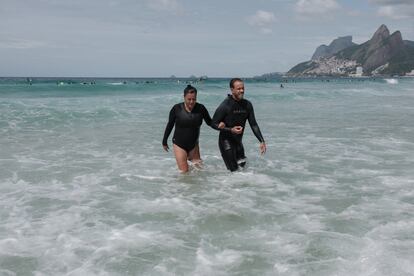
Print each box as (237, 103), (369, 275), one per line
(247, 102), (266, 154)
(211, 102), (232, 132)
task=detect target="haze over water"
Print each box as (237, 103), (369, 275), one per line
(1, 77), (413, 275)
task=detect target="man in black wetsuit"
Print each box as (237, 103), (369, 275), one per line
(212, 78), (266, 171)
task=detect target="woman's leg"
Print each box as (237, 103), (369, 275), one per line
(188, 144), (203, 168)
(173, 144), (189, 173)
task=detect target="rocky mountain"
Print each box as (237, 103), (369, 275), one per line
(253, 72), (283, 80)
(288, 25), (414, 76)
(312, 36), (356, 60)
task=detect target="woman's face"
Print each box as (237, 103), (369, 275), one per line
(184, 92), (197, 110)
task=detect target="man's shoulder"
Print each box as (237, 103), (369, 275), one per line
(241, 98), (253, 107)
(218, 96), (231, 106)
(213, 97), (231, 116)
(224, 95), (232, 101)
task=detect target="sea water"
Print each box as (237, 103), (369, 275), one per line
(0, 77), (413, 275)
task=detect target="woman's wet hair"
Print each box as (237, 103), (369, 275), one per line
(229, 78), (243, 88)
(184, 84), (197, 96)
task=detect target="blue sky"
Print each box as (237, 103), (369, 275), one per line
(1, 0), (413, 77)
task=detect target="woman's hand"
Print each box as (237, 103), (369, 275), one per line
(218, 122), (225, 129)
(163, 144), (169, 152)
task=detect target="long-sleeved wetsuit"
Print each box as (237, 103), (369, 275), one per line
(162, 103), (212, 152)
(212, 95), (265, 171)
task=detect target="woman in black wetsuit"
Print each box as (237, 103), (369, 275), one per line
(162, 85), (223, 173)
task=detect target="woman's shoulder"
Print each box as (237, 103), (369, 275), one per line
(190, 102), (206, 110)
(172, 102), (184, 109)
(195, 102), (206, 108)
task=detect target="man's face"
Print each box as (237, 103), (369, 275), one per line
(231, 81), (244, 101)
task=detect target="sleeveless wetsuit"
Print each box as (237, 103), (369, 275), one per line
(162, 102), (212, 152)
(212, 95), (265, 171)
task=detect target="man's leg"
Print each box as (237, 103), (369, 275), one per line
(235, 142), (247, 168)
(219, 139), (238, 172)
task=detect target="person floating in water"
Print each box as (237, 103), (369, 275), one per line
(162, 85), (224, 173)
(212, 78), (266, 172)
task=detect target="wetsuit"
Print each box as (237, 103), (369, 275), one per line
(212, 95), (265, 171)
(162, 103), (212, 152)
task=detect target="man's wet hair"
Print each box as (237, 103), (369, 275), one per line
(229, 78), (243, 88)
(184, 84), (197, 96)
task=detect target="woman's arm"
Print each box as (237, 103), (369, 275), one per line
(162, 106), (176, 151)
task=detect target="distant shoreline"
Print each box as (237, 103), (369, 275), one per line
(1, 75), (412, 80)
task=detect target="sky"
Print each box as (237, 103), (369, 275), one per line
(1, 0), (413, 77)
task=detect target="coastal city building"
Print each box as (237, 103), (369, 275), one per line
(406, 70), (414, 76)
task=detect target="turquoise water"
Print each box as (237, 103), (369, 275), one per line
(1, 77), (413, 275)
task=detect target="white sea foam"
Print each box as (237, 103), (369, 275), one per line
(385, 78), (399, 84)
(195, 244), (244, 275)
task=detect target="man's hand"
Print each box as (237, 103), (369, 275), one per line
(218, 122), (225, 129)
(231, 126), (243, 135)
(259, 142), (266, 155)
(163, 144), (169, 152)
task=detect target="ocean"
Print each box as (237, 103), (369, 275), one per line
(1, 77), (413, 275)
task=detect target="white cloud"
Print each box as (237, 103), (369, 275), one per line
(377, 6), (402, 19)
(295, 0), (340, 18)
(347, 10), (362, 17)
(147, 0), (182, 13)
(0, 38), (46, 49)
(247, 10), (276, 27)
(370, 0), (414, 4)
(261, 28), (273, 34)
(369, 0), (414, 19)
(247, 10), (276, 34)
